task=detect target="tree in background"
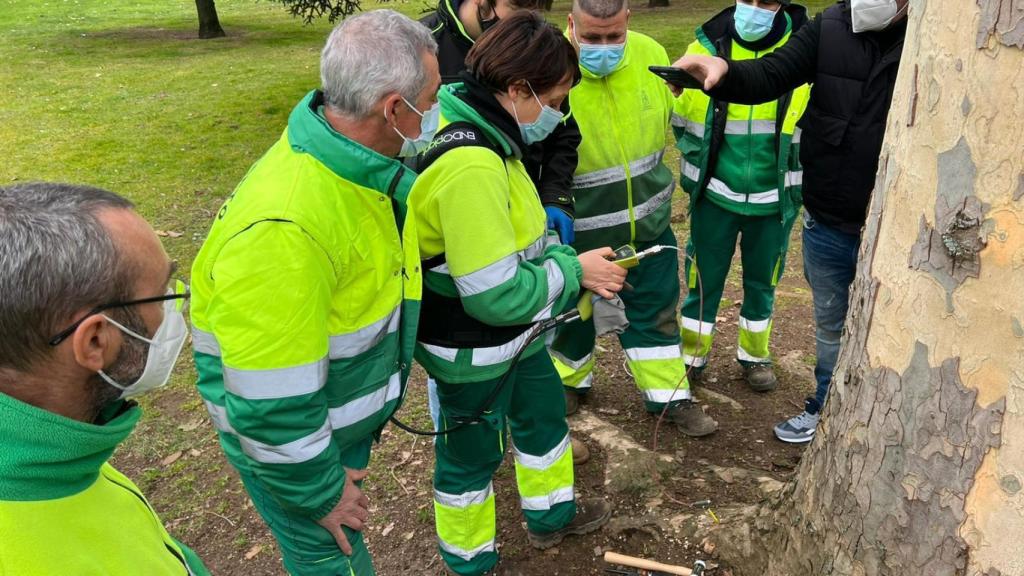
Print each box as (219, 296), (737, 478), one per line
(196, 0), (226, 38)
(272, 0), (364, 23)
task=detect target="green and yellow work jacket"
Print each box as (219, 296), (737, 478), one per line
(190, 90), (422, 520)
(672, 6), (811, 228)
(568, 30), (677, 253)
(411, 81), (584, 384)
(0, 394), (209, 576)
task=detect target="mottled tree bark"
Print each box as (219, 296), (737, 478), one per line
(704, 0), (1024, 573)
(196, 0), (226, 39)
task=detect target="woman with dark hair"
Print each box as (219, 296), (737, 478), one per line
(409, 11), (624, 576)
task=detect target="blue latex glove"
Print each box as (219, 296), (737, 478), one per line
(545, 206), (575, 244)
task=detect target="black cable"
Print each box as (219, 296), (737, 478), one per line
(389, 309), (581, 437)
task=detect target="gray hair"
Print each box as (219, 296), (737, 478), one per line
(574, 0), (628, 19)
(0, 182), (135, 371)
(320, 9), (438, 118)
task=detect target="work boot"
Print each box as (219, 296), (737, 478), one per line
(527, 497), (612, 550)
(744, 363), (777, 392)
(564, 389), (579, 416)
(663, 400), (718, 437)
(571, 436), (590, 466)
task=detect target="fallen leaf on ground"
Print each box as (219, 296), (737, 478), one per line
(381, 522), (395, 537)
(161, 451), (183, 466)
(244, 545), (262, 560)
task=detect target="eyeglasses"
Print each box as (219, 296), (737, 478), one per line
(48, 279), (190, 346)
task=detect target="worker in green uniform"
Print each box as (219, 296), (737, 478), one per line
(189, 11), (438, 576)
(550, 0), (719, 437)
(0, 182), (208, 576)
(410, 13), (627, 576)
(673, 0), (811, 391)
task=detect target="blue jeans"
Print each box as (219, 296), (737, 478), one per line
(801, 213), (860, 412)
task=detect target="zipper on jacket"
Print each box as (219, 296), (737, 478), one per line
(107, 474), (194, 575)
(603, 77), (636, 243)
(744, 49), (759, 204)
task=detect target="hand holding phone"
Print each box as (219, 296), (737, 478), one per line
(648, 65), (704, 90)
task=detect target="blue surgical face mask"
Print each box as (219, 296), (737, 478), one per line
(391, 97), (440, 157)
(573, 26), (625, 77)
(512, 82), (563, 145)
(733, 2), (778, 42)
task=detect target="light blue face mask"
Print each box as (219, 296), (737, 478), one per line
(733, 2), (778, 42)
(392, 96), (440, 157)
(512, 82), (564, 145)
(573, 27), (625, 77)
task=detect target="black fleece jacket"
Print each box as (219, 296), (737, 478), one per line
(709, 1), (907, 233)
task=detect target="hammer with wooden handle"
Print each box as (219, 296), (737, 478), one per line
(603, 551), (706, 576)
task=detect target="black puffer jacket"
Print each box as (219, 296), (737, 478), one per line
(709, 1), (906, 233)
(421, 0), (580, 215)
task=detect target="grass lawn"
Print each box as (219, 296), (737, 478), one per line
(1, 0), (833, 573)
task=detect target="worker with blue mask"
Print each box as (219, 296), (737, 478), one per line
(672, 0), (811, 400)
(549, 0), (719, 437)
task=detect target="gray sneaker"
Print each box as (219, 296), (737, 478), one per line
(744, 363), (778, 392)
(774, 401), (820, 443)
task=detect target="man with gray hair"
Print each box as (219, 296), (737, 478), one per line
(189, 9), (438, 576)
(0, 183), (208, 575)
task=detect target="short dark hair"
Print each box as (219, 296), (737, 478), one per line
(573, 0), (627, 19)
(466, 11), (581, 95)
(0, 182), (136, 371)
(483, 0), (548, 10)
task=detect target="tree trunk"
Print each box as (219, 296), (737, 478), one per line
(647, 0), (670, 7)
(196, 0), (226, 39)
(704, 0), (1024, 574)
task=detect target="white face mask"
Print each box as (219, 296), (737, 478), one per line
(850, 0), (906, 33)
(99, 298), (188, 399)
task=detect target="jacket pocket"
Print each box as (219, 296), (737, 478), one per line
(798, 110), (850, 148)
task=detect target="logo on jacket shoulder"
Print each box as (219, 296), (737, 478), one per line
(424, 129), (478, 154)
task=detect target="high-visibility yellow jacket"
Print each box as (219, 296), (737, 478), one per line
(0, 393), (209, 576)
(568, 30), (676, 252)
(673, 6), (811, 227)
(190, 90), (421, 520)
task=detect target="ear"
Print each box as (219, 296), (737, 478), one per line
(70, 315), (118, 373)
(381, 93), (404, 124)
(507, 81), (530, 101)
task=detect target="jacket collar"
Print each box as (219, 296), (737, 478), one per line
(0, 392), (140, 501)
(437, 0), (475, 51)
(287, 90), (416, 197)
(441, 73), (527, 159)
